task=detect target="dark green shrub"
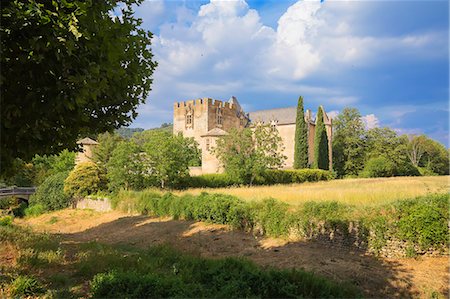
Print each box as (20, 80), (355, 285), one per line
(30, 171), (70, 211)
(394, 194), (449, 249)
(251, 198), (291, 236)
(186, 173), (240, 188)
(9, 275), (44, 297)
(361, 156), (395, 177)
(258, 169), (334, 185)
(91, 270), (189, 298)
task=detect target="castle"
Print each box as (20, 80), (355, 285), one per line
(173, 97), (332, 175)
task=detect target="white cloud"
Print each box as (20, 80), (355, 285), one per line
(361, 114), (380, 129)
(130, 0), (447, 129)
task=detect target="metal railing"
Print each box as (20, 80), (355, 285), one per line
(0, 187), (37, 197)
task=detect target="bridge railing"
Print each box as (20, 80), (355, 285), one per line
(0, 187), (37, 197)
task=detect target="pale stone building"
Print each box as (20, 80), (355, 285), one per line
(173, 97), (332, 175)
(75, 137), (99, 165)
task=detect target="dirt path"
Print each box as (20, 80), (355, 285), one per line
(18, 209), (449, 298)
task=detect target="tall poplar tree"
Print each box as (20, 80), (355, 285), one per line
(293, 96), (308, 169)
(313, 106), (329, 170)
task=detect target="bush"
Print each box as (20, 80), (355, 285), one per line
(0, 215), (13, 226)
(393, 194), (449, 250)
(24, 204), (46, 217)
(64, 162), (107, 199)
(184, 169), (334, 189)
(361, 156), (395, 177)
(250, 199), (291, 236)
(260, 169), (334, 185)
(9, 275), (44, 297)
(30, 171), (71, 211)
(90, 256), (360, 299)
(186, 173), (240, 188)
(418, 167), (437, 176)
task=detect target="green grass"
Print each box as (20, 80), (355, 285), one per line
(0, 224), (361, 298)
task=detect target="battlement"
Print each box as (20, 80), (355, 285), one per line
(174, 97), (238, 112)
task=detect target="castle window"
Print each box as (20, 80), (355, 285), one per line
(270, 120), (278, 131)
(206, 138), (210, 151)
(216, 107), (223, 126)
(186, 107), (194, 129)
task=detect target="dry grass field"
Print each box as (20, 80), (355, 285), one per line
(174, 176), (449, 206)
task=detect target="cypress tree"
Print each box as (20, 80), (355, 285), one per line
(293, 96), (308, 169)
(313, 106), (329, 170)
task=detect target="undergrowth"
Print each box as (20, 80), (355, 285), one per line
(113, 190), (450, 255)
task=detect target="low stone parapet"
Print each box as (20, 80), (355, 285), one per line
(75, 197), (112, 212)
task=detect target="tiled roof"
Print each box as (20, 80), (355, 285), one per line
(76, 137), (99, 145)
(248, 107), (297, 125)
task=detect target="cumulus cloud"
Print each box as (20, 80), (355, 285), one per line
(130, 0), (447, 139)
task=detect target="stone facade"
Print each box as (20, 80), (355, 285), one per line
(173, 97), (332, 175)
(75, 137), (99, 165)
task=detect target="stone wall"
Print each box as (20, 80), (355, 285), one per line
(75, 197), (112, 212)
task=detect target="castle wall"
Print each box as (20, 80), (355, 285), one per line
(201, 137), (224, 174)
(75, 144), (96, 165)
(276, 124), (296, 168)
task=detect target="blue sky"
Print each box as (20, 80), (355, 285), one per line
(128, 0), (449, 145)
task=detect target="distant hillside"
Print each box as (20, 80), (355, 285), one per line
(116, 124), (173, 139)
(115, 127), (144, 139)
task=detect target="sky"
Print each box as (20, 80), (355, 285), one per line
(126, 0), (449, 145)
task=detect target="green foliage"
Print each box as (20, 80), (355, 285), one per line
(250, 199), (291, 236)
(332, 107), (366, 177)
(313, 106), (329, 170)
(93, 132), (124, 170)
(186, 173), (240, 188)
(106, 141), (152, 192)
(30, 171), (71, 211)
(420, 138), (449, 175)
(9, 275), (44, 297)
(51, 150), (76, 174)
(64, 162), (107, 198)
(365, 128), (419, 177)
(24, 204), (46, 217)
(259, 169), (334, 184)
(394, 194), (449, 250)
(215, 126), (286, 185)
(90, 253), (360, 299)
(361, 156), (396, 178)
(142, 131), (200, 188)
(293, 96), (308, 169)
(1, 0), (157, 172)
(0, 215), (13, 226)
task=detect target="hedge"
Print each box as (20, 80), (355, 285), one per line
(113, 191), (449, 256)
(184, 169), (334, 188)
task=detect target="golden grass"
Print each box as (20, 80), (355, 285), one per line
(174, 176), (450, 207)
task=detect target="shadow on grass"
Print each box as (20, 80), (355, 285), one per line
(52, 214), (434, 298)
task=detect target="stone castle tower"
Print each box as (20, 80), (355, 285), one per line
(173, 96), (332, 175)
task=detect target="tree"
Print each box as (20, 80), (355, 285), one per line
(406, 135), (427, 167)
(313, 106), (329, 170)
(93, 132), (124, 170)
(30, 171), (71, 211)
(293, 96), (308, 169)
(64, 162), (107, 199)
(1, 0), (157, 173)
(143, 131), (200, 188)
(332, 108), (366, 177)
(365, 128), (419, 176)
(419, 138), (449, 175)
(215, 126), (286, 185)
(106, 141), (152, 191)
